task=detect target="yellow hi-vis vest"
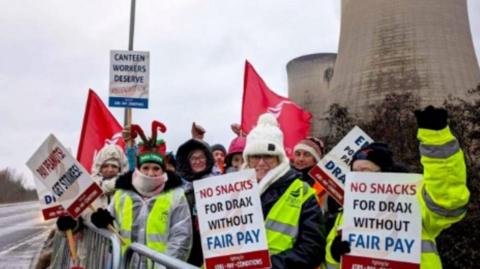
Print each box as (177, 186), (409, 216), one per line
(325, 126), (469, 269)
(265, 178), (316, 254)
(114, 189), (174, 254)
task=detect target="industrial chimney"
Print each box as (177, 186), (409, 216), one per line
(326, 0), (480, 118)
(287, 53), (337, 136)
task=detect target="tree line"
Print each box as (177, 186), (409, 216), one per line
(0, 168), (38, 203)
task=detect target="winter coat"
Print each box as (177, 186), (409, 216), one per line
(176, 139), (215, 181)
(175, 138), (216, 266)
(225, 136), (246, 171)
(261, 168), (326, 269)
(89, 143), (130, 210)
(295, 166), (327, 209)
(108, 170), (193, 264)
(325, 126), (470, 268)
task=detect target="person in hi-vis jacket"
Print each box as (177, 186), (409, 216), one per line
(326, 106), (470, 269)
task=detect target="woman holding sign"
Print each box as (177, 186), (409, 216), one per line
(244, 113), (326, 269)
(91, 122), (193, 267)
(326, 106), (470, 269)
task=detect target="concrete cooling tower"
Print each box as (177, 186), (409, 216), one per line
(287, 53), (337, 136)
(326, 0), (480, 118)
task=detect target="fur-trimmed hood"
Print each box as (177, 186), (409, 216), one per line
(175, 139), (214, 181)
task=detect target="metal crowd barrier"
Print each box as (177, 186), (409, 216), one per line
(121, 243), (200, 269)
(49, 221), (121, 269)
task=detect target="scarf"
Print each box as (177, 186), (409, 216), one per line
(132, 169), (168, 198)
(257, 159), (291, 194)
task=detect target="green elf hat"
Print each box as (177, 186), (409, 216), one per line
(131, 121), (167, 168)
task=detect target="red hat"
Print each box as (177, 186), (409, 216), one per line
(294, 137), (325, 162)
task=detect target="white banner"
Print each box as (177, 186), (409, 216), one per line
(342, 172), (422, 269)
(26, 134), (102, 218)
(194, 169), (271, 269)
(309, 126), (373, 204)
(109, 50), (150, 108)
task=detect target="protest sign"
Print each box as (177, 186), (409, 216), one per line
(194, 169), (271, 269)
(109, 50), (150, 108)
(26, 134), (103, 218)
(341, 172), (422, 269)
(33, 176), (66, 220)
(309, 126), (373, 205)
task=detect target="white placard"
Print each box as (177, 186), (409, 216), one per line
(33, 176), (66, 220)
(309, 126), (373, 204)
(26, 134), (102, 218)
(194, 169), (271, 269)
(342, 172), (422, 269)
(109, 50), (150, 108)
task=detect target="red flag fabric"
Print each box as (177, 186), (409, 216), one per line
(77, 89), (125, 172)
(241, 61), (312, 158)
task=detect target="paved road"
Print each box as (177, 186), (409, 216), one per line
(0, 201), (54, 269)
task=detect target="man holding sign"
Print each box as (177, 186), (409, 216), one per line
(325, 106), (470, 269)
(243, 113), (326, 268)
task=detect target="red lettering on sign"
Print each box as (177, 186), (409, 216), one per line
(36, 147), (66, 179)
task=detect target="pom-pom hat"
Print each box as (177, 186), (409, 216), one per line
(243, 113), (287, 162)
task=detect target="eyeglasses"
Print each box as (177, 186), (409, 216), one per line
(190, 156), (206, 163)
(248, 154), (277, 164)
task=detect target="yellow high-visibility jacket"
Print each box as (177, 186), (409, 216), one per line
(325, 126), (470, 269)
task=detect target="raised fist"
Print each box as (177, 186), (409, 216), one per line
(414, 105), (448, 130)
(191, 122), (206, 140)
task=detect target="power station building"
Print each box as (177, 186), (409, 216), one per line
(288, 0), (480, 136)
(287, 53), (336, 136)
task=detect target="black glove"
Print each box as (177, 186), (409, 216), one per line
(56, 215), (81, 231)
(91, 208), (114, 229)
(414, 106), (448, 130)
(331, 234), (351, 262)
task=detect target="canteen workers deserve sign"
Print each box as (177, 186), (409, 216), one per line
(342, 172), (422, 269)
(194, 169), (271, 269)
(33, 176), (66, 220)
(27, 134), (103, 218)
(309, 126), (373, 205)
(109, 50), (150, 108)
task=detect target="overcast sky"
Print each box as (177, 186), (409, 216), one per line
(1, 1), (479, 188)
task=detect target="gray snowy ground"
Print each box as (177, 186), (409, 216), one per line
(0, 202), (53, 269)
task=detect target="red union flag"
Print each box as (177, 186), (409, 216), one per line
(241, 61), (312, 157)
(77, 89), (124, 172)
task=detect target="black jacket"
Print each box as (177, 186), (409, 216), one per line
(261, 168), (326, 269)
(175, 139), (215, 266)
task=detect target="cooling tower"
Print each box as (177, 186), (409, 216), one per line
(287, 53), (337, 136)
(327, 0), (480, 118)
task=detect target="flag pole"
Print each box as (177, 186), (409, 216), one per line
(124, 0), (136, 147)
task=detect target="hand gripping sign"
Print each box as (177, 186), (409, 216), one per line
(194, 169), (271, 269)
(309, 126), (373, 205)
(341, 172), (422, 269)
(27, 134), (103, 218)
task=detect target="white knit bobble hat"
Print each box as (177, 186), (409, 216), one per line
(243, 113), (287, 162)
(91, 144), (129, 176)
